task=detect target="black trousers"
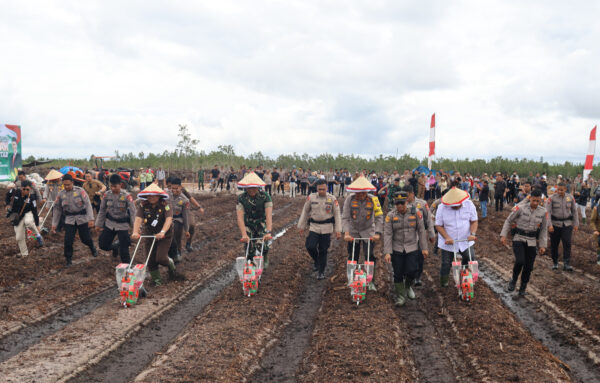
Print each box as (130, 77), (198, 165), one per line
(169, 221), (184, 257)
(64, 223), (96, 261)
(98, 227), (131, 263)
(391, 250), (419, 283)
(347, 240), (375, 264)
(306, 231), (331, 273)
(495, 195), (504, 211)
(277, 182), (285, 194)
(217, 178), (224, 190)
(550, 225), (573, 264)
(512, 241), (537, 287)
(327, 182), (334, 194)
(265, 185), (272, 195)
(187, 225), (195, 244)
(300, 182), (308, 195)
(415, 250), (425, 279)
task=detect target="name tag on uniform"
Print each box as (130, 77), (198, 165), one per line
(151, 219), (159, 227)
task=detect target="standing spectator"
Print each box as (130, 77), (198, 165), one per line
(300, 170), (309, 196)
(157, 167), (166, 189)
(495, 174), (507, 212)
(218, 166), (225, 191)
(575, 182), (590, 224)
(210, 165), (220, 192)
(289, 171), (297, 198)
(83, 172), (107, 214)
(10, 180), (44, 257)
(271, 168), (280, 194)
(264, 170), (272, 195)
(227, 167), (238, 193)
(197, 168), (205, 190)
(478, 180), (490, 218)
(307, 172), (318, 194)
(417, 173), (426, 199)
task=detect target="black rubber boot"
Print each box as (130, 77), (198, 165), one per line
(185, 242), (193, 252)
(507, 280), (516, 292)
(518, 283), (527, 297)
(168, 258), (186, 281)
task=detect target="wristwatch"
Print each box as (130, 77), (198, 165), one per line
(160, 230), (166, 234)
(470, 232), (477, 236)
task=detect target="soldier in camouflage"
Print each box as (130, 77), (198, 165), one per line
(236, 172), (273, 267)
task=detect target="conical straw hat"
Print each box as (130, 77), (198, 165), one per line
(346, 176), (376, 192)
(45, 169), (64, 181)
(441, 187), (469, 206)
(138, 183), (169, 199)
(237, 172), (266, 188)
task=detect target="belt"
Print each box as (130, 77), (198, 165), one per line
(515, 228), (538, 238)
(64, 209), (87, 216)
(173, 213), (183, 219)
(309, 217), (335, 224)
(107, 213), (130, 223)
(551, 215), (573, 221)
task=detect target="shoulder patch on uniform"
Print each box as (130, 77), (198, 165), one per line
(165, 205), (170, 211)
(512, 205), (520, 212)
(385, 215), (391, 222)
(417, 211), (423, 219)
(334, 200), (339, 206)
(127, 195), (133, 202)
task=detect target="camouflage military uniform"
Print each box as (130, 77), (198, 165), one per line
(237, 191), (273, 260)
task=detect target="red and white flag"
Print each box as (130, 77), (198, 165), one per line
(428, 113), (435, 170)
(583, 125), (596, 181)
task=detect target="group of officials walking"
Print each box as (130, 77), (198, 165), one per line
(5, 167), (588, 306)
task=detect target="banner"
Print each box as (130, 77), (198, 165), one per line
(0, 124), (22, 181)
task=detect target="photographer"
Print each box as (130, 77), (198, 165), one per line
(9, 180), (44, 257)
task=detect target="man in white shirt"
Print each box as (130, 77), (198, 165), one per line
(435, 187), (478, 287)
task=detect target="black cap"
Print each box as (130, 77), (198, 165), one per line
(393, 191), (408, 204)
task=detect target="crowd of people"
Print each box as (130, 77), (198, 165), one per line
(4, 164), (598, 307)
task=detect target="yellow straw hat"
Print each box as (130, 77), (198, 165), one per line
(346, 176), (376, 193)
(237, 172), (266, 188)
(45, 169), (64, 181)
(441, 187), (470, 206)
(138, 183), (169, 199)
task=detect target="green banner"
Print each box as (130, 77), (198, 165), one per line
(0, 124), (22, 181)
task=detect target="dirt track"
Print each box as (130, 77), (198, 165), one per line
(0, 193), (599, 382)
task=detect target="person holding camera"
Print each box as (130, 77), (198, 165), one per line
(9, 180), (44, 257)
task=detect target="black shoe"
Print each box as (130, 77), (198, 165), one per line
(507, 280), (516, 292)
(112, 243), (119, 258)
(317, 272), (325, 280)
(552, 263), (558, 270)
(414, 278), (422, 287)
(518, 289), (527, 297)
(185, 243), (193, 252)
(66, 258), (72, 266)
(91, 248), (98, 258)
(312, 263), (318, 272)
(563, 264), (573, 272)
(174, 251), (181, 264)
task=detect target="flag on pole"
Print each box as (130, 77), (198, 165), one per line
(583, 125), (596, 181)
(428, 113), (435, 170)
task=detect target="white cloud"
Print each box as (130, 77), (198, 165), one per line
(0, 0), (598, 165)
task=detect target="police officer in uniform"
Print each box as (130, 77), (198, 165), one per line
(167, 178), (190, 263)
(236, 172), (273, 266)
(384, 191), (428, 306)
(95, 174), (136, 263)
(342, 176), (384, 291)
(545, 182), (579, 271)
(131, 184), (184, 286)
(298, 179), (342, 279)
(501, 189), (548, 296)
(51, 173), (98, 266)
(403, 185), (435, 286)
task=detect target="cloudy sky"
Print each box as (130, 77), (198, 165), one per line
(1, 1), (599, 163)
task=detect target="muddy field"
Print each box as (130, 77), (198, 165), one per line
(0, 191), (599, 382)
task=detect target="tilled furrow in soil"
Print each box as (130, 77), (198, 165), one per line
(481, 263), (600, 382)
(71, 223), (302, 383)
(247, 237), (342, 383)
(416, 253), (571, 382)
(297, 243), (419, 382)
(0, 195), (238, 340)
(133, 227), (328, 383)
(0, 197), (303, 383)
